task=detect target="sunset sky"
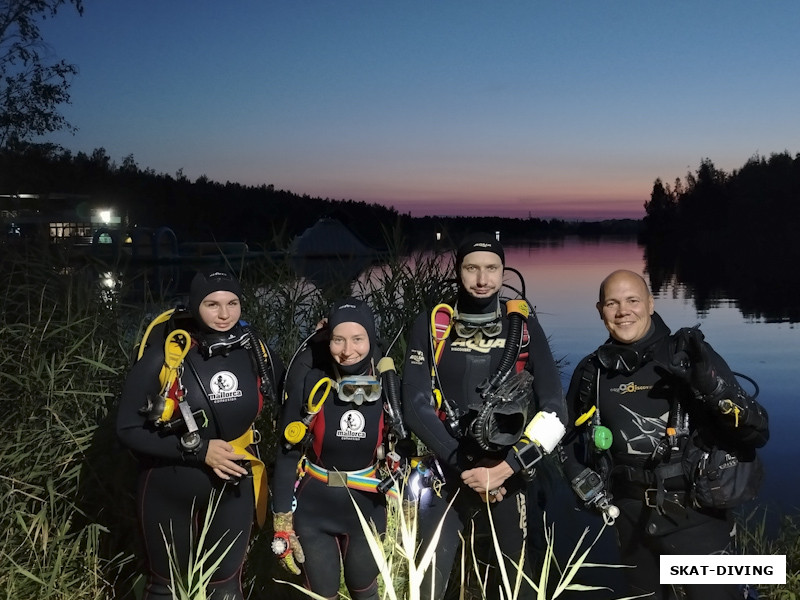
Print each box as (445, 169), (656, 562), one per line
(38, 1), (800, 220)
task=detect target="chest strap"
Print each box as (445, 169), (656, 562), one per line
(304, 462), (399, 500)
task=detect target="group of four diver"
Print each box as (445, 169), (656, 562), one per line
(117, 232), (769, 600)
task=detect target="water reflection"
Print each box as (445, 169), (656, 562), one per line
(644, 234), (800, 323)
(505, 236), (800, 516)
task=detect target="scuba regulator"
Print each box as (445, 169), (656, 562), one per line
(469, 320), (567, 480)
(283, 377), (332, 449)
(432, 298), (532, 447)
(138, 328), (208, 453)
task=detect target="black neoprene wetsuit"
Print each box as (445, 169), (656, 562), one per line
(272, 341), (388, 600)
(562, 312), (769, 600)
(402, 301), (565, 600)
(117, 320), (281, 600)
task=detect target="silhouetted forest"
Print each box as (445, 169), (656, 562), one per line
(3, 143), (799, 321)
(642, 151), (800, 322)
(0, 143), (639, 251)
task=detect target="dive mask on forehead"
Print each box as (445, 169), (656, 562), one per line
(336, 376), (382, 405)
(596, 344), (653, 375)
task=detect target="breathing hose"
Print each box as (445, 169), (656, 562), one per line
(244, 325), (275, 409)
(477, 300), (529, 396)
(377, 357), (408, 440)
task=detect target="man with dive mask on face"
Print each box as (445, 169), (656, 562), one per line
(402, 233), (566, 600)
(561, 269), (769, 600)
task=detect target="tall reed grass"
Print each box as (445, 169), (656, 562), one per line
(0, 233), (601, 600)
(0, 241), (136, 599)
(276, 479), (634, 600)
(737, 508), (800, 600)
(2, 234), (789, 600)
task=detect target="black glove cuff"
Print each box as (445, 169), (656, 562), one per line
(694, 375), (727, 403)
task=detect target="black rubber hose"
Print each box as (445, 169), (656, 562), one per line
(479, 311), (524, 396)
(378, 358), (409, 440)
(244, 326), (275, 408)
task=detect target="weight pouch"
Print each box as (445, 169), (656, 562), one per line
(683, 431), (763, 509)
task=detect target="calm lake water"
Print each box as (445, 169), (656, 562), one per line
(503, 236), (800, 517)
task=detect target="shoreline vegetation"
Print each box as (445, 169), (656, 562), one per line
(0, 237), (797, 599)
(1, 146), (799, 596)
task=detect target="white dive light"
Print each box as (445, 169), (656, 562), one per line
(523, 411), (566, 453)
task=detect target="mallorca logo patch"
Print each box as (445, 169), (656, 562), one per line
(337, 409), (367, 440)
(208, 371), (243, 403)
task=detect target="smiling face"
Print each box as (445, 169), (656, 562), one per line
(597, 270), (654, 344)
(329, 321), (370, 366)
(459, 251), (503, 300)
(197, 290), (241, 332)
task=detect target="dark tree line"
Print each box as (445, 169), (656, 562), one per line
(643, 152), (800, 237)
(642, 152), (800, 322)
(0, 142), (404, 249)
(1, 143), (637, 252)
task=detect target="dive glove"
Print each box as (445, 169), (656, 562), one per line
(669, 327), (723, 398)
(272, 512), (305, 575)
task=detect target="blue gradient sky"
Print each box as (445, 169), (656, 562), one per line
(38, 1), (800, 219)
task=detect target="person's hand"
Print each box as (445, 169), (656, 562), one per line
(204, 439), (248, 481)
(670, 327), (719, 396)
(272, 512), (305, 575)
(480, 486), (507, 503)
(461, 460), (513, 494)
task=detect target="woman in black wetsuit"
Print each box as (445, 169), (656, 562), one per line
(116, 268), (282, 600)
(271, 297), (395, 600)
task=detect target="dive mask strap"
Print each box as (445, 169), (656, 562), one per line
(198, 324), (249, 358)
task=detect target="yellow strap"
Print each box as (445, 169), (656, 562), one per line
(430, 303), (454, 366)
(230, 428), (268, 528)
(137, 309), (176, 361)
(433, 388), (443, 411)
(506, 299), (530, 319)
